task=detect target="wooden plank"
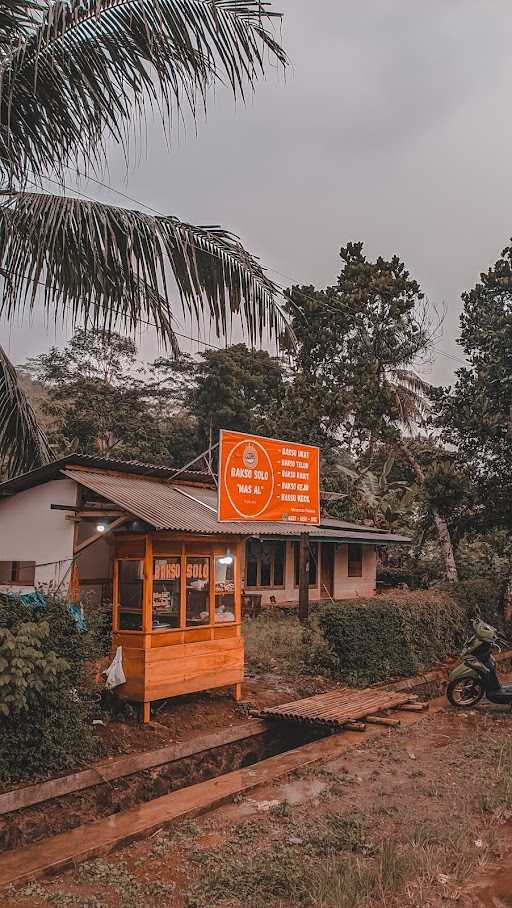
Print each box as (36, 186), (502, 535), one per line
(259, 689), (412, 729)
(0, 737), (362, 889)
(183, 628), (212, 643)
(148, 638), (242, 662)
(143, 535), (153, 636)
(150, 632), (185, 648)
(213, 625), (240, 640)
(148, 653), (243, 688)
(0, 721), (268, 817)
(74, 516), (130, 555)
(147, 668), (244, 701)
(0, 700), (445, 891)
(395, 702), (429, 712)
(112, 633), (145, 649)
(365, 716), (401, 727)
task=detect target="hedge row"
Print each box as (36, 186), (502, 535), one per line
(308, 579), (502, 687)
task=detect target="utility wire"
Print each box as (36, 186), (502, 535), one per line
(3, 162), (466, 367)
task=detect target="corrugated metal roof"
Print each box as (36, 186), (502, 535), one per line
(0, 453), (209, 496)
(62, 468), (410, 544)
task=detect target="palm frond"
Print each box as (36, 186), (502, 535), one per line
(0, 1), (41, 46)
(386, 367), (432, 429)
(0, 0), (286, 181)
(390, 368), (433, 399)
(0, 343), (52, 477)
(0, 190), (287, 345)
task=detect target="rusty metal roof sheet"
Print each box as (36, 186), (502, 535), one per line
(62, 468), (410, 544)
(0, 453), (210, 496)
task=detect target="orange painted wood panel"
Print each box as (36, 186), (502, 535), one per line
(148, 638), (242, 662)
(213, 625), (240, 639)
(150, 631), (185, 648)
(115, 537), (146, 557)
(148, 668), (243, 701)
(148, 651), (243, 687)
(152, 540), (182, 556)
(112, 632), (146, 649)
(146, 639), (244, 699)
(183, 627), (212, 643)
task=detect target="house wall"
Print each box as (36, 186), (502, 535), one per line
(76, 524), (114, 607)
(241, 540), (377, 606)
(0, 479), (77, 592)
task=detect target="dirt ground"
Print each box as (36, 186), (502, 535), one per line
(95, 671), (331, 757)
(4, 699), (512, 908)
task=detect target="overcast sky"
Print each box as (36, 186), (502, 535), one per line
(3, 0), (512, 385)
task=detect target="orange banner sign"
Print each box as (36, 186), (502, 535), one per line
(218, 430), (320, 524)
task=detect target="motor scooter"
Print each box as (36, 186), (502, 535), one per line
(447, 619), (512, 708)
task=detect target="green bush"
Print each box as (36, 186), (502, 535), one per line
(314, 591), (465, 686)
(445, 579), (503, 630)
(309, 580), (506, 687)
(0, 594), (101, 782)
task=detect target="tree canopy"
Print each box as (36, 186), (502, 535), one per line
(435, 241), (512, 531)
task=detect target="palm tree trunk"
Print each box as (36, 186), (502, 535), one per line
(397, 441), (458, 583)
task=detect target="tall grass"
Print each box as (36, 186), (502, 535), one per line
(243, 613), (306, 674)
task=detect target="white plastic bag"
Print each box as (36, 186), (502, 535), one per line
(104, 645), (126, 690)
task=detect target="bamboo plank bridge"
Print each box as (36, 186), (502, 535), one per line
(257, 688), (428, 731)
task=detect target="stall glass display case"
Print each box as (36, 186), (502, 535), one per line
(112, 534), (243, 721)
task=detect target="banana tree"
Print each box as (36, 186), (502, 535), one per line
(0, 0), (287, 477)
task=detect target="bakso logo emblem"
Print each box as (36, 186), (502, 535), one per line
(243, 443), (258, 470)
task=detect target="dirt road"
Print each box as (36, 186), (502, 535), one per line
(4, 700), (512, 907)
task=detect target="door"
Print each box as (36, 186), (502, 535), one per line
(320, 542), (335, 599)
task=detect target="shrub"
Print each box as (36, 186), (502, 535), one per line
(314, 591), (465, 686)
(0, 594), (101, 782)
(446, 579), (504, 630)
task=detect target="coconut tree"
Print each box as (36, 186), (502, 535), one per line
(386, 368), (459, 581)
(334, 368), (459, 581)
(0, 0), (287, 477)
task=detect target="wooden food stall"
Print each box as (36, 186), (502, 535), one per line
(112, 531), (243, 722)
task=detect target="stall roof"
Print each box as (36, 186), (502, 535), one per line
(62, 467), (410, 545)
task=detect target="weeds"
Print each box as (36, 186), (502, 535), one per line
(243, 613), (306, 675)
(74, 858), (174, 907)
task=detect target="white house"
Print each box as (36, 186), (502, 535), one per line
(0, 454), (409, 608)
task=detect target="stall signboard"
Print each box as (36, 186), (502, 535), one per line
(218, 430), (320, 524)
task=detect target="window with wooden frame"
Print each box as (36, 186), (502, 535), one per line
(152, 557), (181, 629)
(215, 554), (236, 623)
(0, 561), (36, 586)
(348, 543), (363, 578)
(293, 541), (318, 588)
(117, 559), (144, 630)
(245, 540), (286, 589)
(185, 556), (210, 627)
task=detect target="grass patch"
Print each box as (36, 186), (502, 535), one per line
(185, 812), (374, 907)
(309, 841), (412, 908)
(243, 613), (306, 675)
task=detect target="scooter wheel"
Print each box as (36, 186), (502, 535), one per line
(447, 678), (484, 708)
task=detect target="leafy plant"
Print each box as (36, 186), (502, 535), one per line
(0, 620), (68, 717)
(0, 594), (100, 781)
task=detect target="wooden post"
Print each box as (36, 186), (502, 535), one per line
(298, 532), (310, 625)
